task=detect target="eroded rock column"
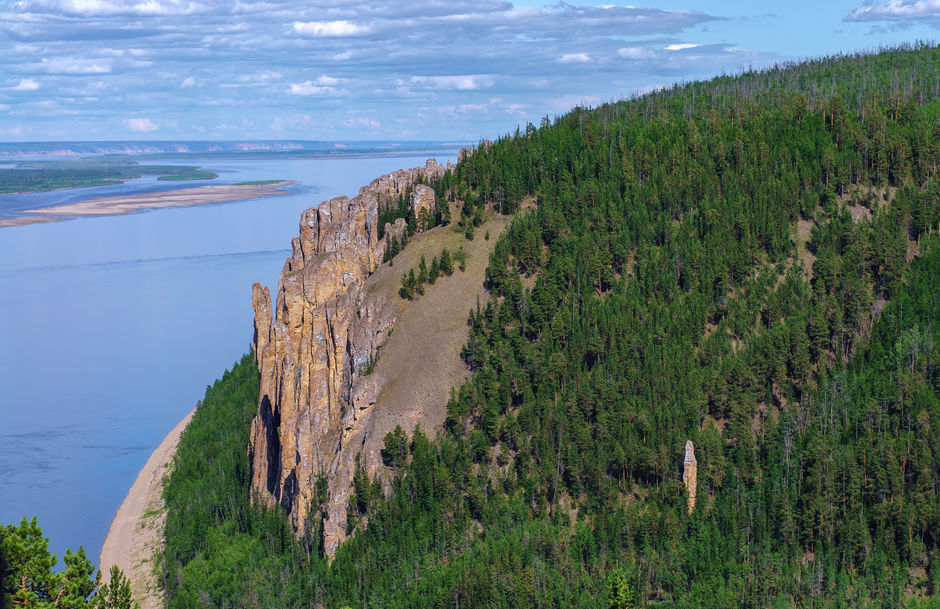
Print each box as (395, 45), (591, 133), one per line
(683, 440), (697, 514)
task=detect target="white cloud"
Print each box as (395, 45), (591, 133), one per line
(665, 43), (699, 51)
(0, 0), (748, 140)
(409, 75), (494, 90)
(559, 53), (590, 63)
(342, 117), (380, 129)
(124, 117), (158, 132)
(12, 78), (40, 91)
(293, 20), (365, 37)
(618, 47), (656, 60)
(269, 113), (312, 132)
(846, 0), (940, 24)
(287, 80), (347, 96)
(38, 57), (111, 74)
(20, 0), (204, 16)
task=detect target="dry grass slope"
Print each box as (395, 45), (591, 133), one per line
(347, 213), (510, 479)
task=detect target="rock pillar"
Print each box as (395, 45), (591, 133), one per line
(683, 440), (697, 514)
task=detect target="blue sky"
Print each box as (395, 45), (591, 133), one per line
(0, 0), (938, 142)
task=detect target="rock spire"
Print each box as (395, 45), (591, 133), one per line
(683, 440), (697, 514)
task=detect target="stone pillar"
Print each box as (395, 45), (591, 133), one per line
(683, 440), (697, 514)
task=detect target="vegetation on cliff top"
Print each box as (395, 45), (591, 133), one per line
(160, 44), (939, 608)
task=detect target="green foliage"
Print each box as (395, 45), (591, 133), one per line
(398, 247), (461, 300)
(163, 45), (940, 608)
(95, 567), (134, 609)
(440, 247), (454, 275)
(0, 518), (137, 609)
(607, 569), (634, 609)
(381, 426), (409, 468)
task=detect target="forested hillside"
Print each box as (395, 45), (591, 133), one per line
(161, 44), (940, 608)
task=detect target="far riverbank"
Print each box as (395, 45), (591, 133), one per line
(0, 181), (295, 227)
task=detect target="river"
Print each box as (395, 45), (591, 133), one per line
(0, 151), (457, 561)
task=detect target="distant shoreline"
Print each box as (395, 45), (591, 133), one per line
(0, 180), (296, 228)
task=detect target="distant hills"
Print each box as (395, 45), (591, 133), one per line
(0, 140), (469, 159)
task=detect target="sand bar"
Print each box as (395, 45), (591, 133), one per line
(0, 215), (67, 228)
(0, 181), (295, 228)
(99, 409), (194, 609)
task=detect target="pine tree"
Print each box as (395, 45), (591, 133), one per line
(418, 255), (429, 284)
(440, 248), (454, 276)
(95, 566), (136, 609)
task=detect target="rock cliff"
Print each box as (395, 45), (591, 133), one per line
(248, 160), (445, 556)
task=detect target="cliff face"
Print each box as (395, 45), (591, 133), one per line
(248, 160), (446, 556)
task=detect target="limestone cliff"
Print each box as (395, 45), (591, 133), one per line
(248, 160), (445, 556)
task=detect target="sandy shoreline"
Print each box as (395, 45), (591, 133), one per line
(0, 180), (295, 228)
(99, 409), (194, 609)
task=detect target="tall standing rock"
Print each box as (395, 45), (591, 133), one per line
(248, 160), (446, 557)
(683, 440), (697, 514)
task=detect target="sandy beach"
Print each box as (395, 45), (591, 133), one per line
(1, 181), (294, 228)
(99, 409), (194, 609)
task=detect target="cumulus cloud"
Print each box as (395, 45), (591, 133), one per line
(37, 57), (111, 74)
(269, 113), (312, 132)
(287, 78), (347, 96)
(293, 20), (366, 36)
(12, 78), (40, 91)
(342, 117), (381, 129)
(17, 0), (205, 16)
(409, 75), (495, 90)
(618, 47), (656, 60)
(124, 117), (158, 132)
(559, 53), (590, 63)
(0, 0), (750, 139)
(845, 0), (940, 26)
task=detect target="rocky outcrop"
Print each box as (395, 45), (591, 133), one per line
(683, 440), (697, 514)
(248, 161), (445, 557)
(411, 185), (435, 229)
(365, 159), (447, 204)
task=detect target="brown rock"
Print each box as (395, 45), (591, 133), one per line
(411, 184), (435, 230)
(683, 440), (697, 514)
(248, 160), (444, 557)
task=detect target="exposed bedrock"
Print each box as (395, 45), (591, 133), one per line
(683, 440), (697, 514)
(248, 160), (445, 556)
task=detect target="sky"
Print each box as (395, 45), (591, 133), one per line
(0, 0), (938, 142)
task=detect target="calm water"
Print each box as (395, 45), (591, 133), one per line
(0, 153), (456, 561)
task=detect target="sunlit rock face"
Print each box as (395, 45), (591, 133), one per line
(683, 440), (697, 514)
(248, 160), (444, 556)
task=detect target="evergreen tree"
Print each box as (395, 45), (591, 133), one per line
(440, 248), (454, 275)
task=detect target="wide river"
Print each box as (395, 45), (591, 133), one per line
(0, 152), (457, 561)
